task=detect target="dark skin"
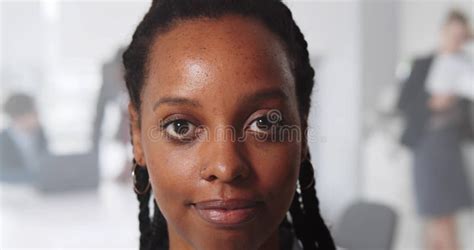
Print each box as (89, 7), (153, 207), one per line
(129, 15), (307, 250)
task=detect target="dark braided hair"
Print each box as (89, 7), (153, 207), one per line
(123, 0), (336, 249)
(133, 159), (153, 247)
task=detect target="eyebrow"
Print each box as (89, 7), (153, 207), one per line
(152, 88), (288, 111)
(153, 97), (202, 111)
(240, 88), (289, 104)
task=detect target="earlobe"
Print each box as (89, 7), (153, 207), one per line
(128, 103), (146, 167)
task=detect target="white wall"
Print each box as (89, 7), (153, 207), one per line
(1, 1), (151, 153)
(0, 1), (44, 103)
(287, 0), (362, 223)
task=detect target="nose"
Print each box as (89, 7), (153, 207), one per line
(199, 130), (250, 183)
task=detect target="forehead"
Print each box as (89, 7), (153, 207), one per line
(142, 15), (296, 111)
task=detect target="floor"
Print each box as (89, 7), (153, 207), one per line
(0, 141), (139, 249)
(0, 181), (139, 249)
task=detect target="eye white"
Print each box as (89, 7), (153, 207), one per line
(248, 117), (272, 133)
(165, 120), (196, 139)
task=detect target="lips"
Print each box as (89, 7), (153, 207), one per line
(191, 199), (262, 228)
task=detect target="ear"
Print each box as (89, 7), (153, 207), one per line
(128, 102), (146, 167)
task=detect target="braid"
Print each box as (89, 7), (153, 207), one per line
(276, 2), (335, 249)
(148, 199), (169, 250)
(275, 1), (315, 119)
(134, 160), (153, 249)
(299, 154), (336, 250)
(289, 189), (314, 249)
(132, 134), (168, 250)
(134, 164), (170, 250)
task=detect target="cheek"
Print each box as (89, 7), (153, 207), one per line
(141, 137), (199, 223)
(250, 142), (301, 209)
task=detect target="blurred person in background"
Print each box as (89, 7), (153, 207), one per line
(0, 93), (48, 184)
(398, 10), (473, 250)
(93, 47), (132, 183)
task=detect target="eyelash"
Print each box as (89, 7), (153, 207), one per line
(159, 111), (285, 143)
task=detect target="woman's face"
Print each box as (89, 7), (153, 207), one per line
(441, 20), (470, 52)
(130, 15), (304, 250)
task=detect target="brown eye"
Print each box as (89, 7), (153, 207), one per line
(248, 110), (284, 134)
(251, 117), (272, 131)
(163, 119), (197, 141)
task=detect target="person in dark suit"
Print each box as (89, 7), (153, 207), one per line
(92, 47), (132, 182)
(92, 47), (128, 150)
(398, 10), (473, 250)
(0, 93), (48, 183)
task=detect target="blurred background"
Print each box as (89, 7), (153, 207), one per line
(0, 0), (473, 249)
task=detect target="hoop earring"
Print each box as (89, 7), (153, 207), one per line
(131, 160), (151, 195)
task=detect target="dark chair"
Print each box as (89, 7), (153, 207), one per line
(333, 201), (398, 250)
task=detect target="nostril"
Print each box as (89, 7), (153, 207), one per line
(205, 175), (217, 182)
(200, 166), (214, 181)
(199, 159), (249, 183)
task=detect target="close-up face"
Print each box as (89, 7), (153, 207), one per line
(130, 15), (304, 250)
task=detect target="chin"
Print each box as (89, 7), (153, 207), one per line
(192, 235), (261, 250)
(188, 222), (268, 250)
